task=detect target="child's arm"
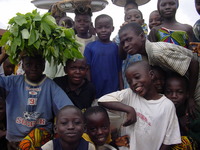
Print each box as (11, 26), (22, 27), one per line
(99, 101), (136, 127)
(0, 47), (8, 65)
(159, 144), (170, 150)
(119, 44), (127, 60)
(187, 58), (199, 117)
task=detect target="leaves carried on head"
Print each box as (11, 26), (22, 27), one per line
(0, 9), (82, 65)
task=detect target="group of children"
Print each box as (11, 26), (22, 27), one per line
(0, 0), (200, 150)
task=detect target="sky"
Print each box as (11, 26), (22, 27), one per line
(0, 0), (199, 38)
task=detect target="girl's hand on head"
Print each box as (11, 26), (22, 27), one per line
(123, 107), (137, 127)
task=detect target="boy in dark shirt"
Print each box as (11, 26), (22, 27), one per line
(54, 58), (95, 111)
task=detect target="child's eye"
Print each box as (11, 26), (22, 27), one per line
(60, 121), (68, 125)
(127, 37), (132, 42)
(89, 127), (97, 132)
(102, 126), (109, 130)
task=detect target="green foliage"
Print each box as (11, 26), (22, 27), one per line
(0, 9), (82, 65)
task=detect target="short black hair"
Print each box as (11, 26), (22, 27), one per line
(126, 61), (151, 73)
(95, 14), (113, 27)
(165, 72), (189, 91)
(125, 0), (138, 9)
(56, 105), (84, 123)
(119, 22), (144, 36)
(84, 106), (110, 124)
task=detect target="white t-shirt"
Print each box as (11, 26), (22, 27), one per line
(98, 88), (181, 150)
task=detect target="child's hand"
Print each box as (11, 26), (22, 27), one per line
(123, 107), (137, 127)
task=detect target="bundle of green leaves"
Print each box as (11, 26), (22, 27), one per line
(0, 9), (82, 65)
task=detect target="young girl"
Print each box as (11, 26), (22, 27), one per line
(41, 105), (96, 150)
(148, 0), (194, 49)
(83, 106), (117, 150)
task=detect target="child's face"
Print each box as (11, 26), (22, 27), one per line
(195, 0), (200, 15)
(55, 107), (85, 143)
(158, 0), (177, 18)
(86, 112), (110, 146)
(74, 15), (91, 35)
(64, 59), (88, 85)
(95, 18), (114, 43)
(149, 11), (162, 29)
(22, 56), (45, 83)
(152, 69), (165, 93)
(165, 77), (188, 108)
(125, 64), (153, 99)
(119, 29), (145, 55)
(3, 59), (15, 76)
(125, 9), (144, 25)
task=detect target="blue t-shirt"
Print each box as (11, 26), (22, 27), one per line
(0, 75), (73, 142)
(84, 40), (122, 98)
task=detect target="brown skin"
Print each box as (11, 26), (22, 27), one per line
(64, 59), (88, 91)
(86, 112), (110, 146)
(3, 58), (15, 76)
(195, 0), (200, 15)
(99, 101), (136, 127)
(120, 27), (199, 117)
(149, 10), (162, 30)
(149, 0), (194, 49)
(124, 9), (144, 26)
(74, 14), (92, 39)
(22, 56), (45, 83)
(95, 17), (114, 43)
(55, 106), (85, 150)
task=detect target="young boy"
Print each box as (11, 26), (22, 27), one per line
(98, 61), (181, 150)
(41, 105), (96, 150)
(118, 22), (199, 116)
(116, 8), (147, 88)
(54, 58), (95, 111)
(83, 106), (117, 150)
(165, 73), (199, 149)
(84, 14), (122, 99)
(0, 55), (73, 149)
(148, 10), (162, 30)
(74, 7), (96, 54)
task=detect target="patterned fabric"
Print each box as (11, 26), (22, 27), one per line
(145, 40), (200, 106)
(171, 136), (198, 150)
(156, 27), (189, 48)
(82, 133), (112, 144)
(19, 128), (51, 150)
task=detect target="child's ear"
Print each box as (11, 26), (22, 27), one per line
(141, 19), (144, 25)
(54, 125), (58, 133)
(149, 70), (155, 80)
(112, 26), (115, 32)
(83, 124), (87, 132)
